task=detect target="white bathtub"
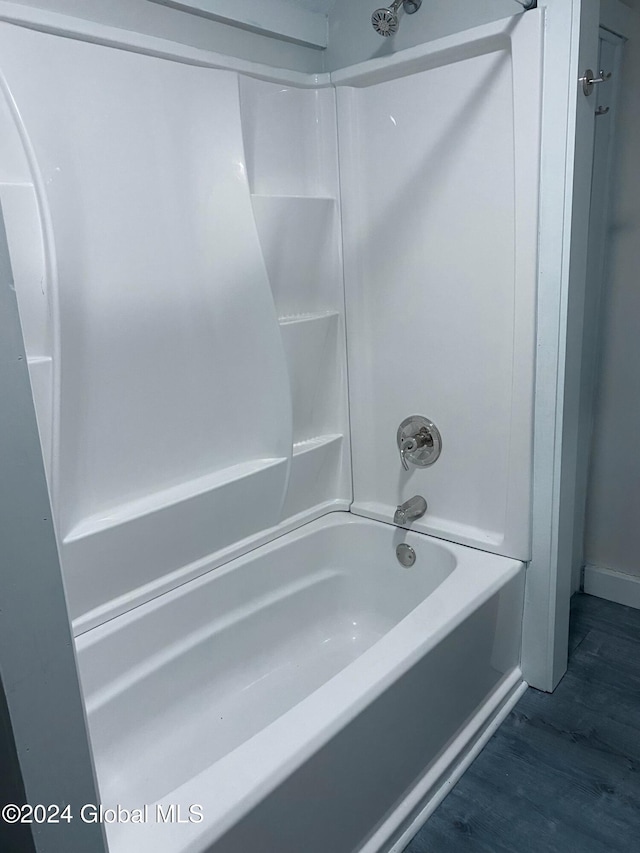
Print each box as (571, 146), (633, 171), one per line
(75, 513), (525, 853)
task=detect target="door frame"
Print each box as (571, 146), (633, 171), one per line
(522, 0), (632, 691)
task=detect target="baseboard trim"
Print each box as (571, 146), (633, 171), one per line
(583, 563), (640, 611)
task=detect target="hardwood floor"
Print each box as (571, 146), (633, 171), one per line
(405, 593), (640, 853)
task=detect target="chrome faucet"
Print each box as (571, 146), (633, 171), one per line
(397, 416), (442, 470)
(393, 495), (427, 526)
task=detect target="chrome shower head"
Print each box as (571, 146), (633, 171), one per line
(371, 0), (421, 37)
(371, 7), (399, 37)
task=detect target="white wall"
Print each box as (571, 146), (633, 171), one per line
(0, 0), (324, 72)
(584, 9), (640, 577)
(326, 0), (524, 70)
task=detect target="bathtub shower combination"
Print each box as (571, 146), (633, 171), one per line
(0, 6), (542, 853)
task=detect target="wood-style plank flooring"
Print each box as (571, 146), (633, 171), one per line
(405, 593), (640, 853)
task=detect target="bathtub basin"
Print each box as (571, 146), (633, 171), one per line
(75, 512), (525, 853)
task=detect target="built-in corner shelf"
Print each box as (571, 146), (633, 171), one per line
(238, 78), (337, 198)
(251, 194), (339, 317)
(278, 312), (342, 446)
(293, 433), (343, 455)
(251, 193), (336, 203)
(278, 314), (347, 519)
(238, 76), (350, 526)
(278, 310), (339, 325)
(283, 434), (344, 519)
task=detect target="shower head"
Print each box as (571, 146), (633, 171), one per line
(371, 7), (399, 36)
(371, 0), (421, 37)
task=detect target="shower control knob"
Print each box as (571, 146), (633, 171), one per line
(397, 416), (442, 470)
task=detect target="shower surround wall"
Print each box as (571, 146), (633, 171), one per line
(336, 15), (541, 560)
(0, 21), (350, 633)
(0, 11), (541, 628)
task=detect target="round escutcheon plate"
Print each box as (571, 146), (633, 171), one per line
(396, 543), (416, 567)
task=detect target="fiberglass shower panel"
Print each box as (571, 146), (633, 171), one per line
(337, 12), (542, 561)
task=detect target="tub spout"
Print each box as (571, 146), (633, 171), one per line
(393, 495), (427, 526)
